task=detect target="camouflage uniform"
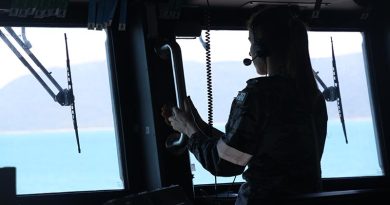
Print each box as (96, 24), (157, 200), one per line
(187, 75), (328, 205)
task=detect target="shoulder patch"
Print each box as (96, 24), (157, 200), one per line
(236, 91), (247, 105)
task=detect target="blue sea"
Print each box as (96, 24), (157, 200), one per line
(0, 129), (123, 195)
(0, 119), (383, 194)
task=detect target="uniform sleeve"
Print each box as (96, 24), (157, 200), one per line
(187, 132), (245, 176)
(187, 89), (265, 176)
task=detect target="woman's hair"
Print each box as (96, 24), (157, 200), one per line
(247, 6), (319, 104)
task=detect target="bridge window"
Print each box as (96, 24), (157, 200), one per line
(177, 30), (383, 185)
(0, 27), (123, 194)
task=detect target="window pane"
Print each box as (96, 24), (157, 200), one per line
(0, 27), (123, 194)
(309, 32), (383, 177)
(178, 31), (257, 185)
(177, 30), (383, 185)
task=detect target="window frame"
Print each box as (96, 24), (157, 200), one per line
(0, 3), (130, 204)
(171, 7), (390, 196)
(1, 2), (390, 204)
(181, 27), (390, 194)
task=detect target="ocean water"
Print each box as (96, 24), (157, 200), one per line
(0, 129), (123, 195)
(0, 119), (383, 194)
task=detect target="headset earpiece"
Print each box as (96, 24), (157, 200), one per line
(243, 24), (270, 66)
(243, 39), (269, 66)
(252, 39), (269, 58)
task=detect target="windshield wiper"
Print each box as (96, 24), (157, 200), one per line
(312, 37), (348, 144)
(0, 27), (81, 152)
(330, 37), (348, 144)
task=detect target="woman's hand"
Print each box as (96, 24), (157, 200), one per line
(168, 97), (200, 137)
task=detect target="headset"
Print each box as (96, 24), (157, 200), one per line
(243, 5), (301, 67)
(243, 38), (269, 66)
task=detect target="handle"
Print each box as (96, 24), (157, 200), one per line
(158, 42), (189, 154)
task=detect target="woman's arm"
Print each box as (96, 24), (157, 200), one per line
(187, 132), (246, 176)
(168, 97), (246, 176)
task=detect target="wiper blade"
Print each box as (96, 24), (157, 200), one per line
(331, 37), (348, 144)
(65, 33), (81, 153)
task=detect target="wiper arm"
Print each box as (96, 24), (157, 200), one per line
(0, 27), (72, 106)
(0, 27), (81, 152)
(314, 70), (339, 102)
(313, 70), (327, 90)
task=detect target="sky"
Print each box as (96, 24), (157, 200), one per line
(177, 30), (363, 63)
(0, 27), (106, 88)
(0, 28), (363, 89)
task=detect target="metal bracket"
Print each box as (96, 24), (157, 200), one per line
(158, 0), (182, 20)
(360, 6), (372, 20)
(311, 0), (323, 19)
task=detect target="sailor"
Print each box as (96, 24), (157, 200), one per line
(167, 6), (328, 205)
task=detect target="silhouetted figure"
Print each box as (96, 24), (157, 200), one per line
(167, 6), (328, 205)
